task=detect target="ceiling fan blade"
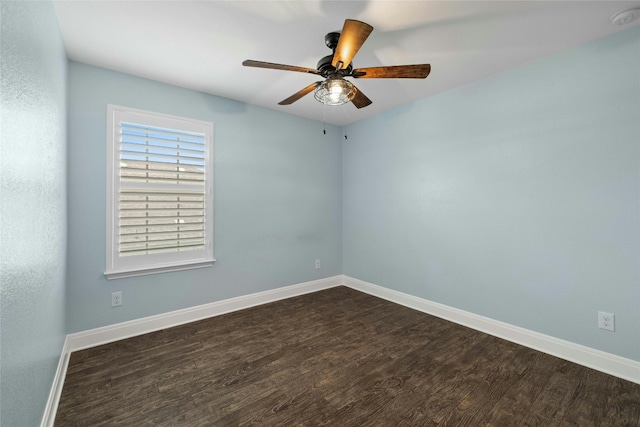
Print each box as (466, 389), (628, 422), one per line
(243, 60), (320, 75)
(278, 82), (321, 105)
(351, 84), (372, 109)
(351, 64), (431, 79)
(332, 19), (373, 70)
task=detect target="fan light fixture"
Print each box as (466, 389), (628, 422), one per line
(314, 74), (356, 106)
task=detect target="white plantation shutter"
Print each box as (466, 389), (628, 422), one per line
(118, 190), (206, 255)
(106, 105), (214, 279)
(118, 122), (206, 256)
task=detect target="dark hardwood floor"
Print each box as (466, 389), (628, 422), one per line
(55, 286), (640, 426)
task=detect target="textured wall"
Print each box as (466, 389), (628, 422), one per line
(0, 1), (68, 426)
(343, 26), (640, 361)
(66, 62), (342, 333)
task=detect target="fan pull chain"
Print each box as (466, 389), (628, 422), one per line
(342, 103), (349, 141)
(322, 103), (327, 135)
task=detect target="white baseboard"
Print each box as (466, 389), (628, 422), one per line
(66, 275), (343, 352)
(41, 336), (70, 427)
(342, 275), (640, 385)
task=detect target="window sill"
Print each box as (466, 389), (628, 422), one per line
(104, 259), (215, 280)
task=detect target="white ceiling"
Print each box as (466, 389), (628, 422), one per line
(54, 1), (640, 126)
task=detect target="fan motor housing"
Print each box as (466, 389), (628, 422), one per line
(317, 55), (352, 76)
(317, 32), (353, 76)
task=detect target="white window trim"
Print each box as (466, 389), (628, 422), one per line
(105, 105), (215, 280)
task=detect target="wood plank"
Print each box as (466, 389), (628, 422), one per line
(520, 360), (586, 426)
(600, 376), (640, 427)
(483, 348), (557, 426)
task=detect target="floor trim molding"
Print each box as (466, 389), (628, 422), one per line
(67, 275), (343, 353)
(343, 275), (640, 384)
(41, 336), (70, 427)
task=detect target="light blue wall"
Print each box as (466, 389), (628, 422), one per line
(343, 26), (640, 361)
(0, 1), (68, 426)
(66, 62), (342, 333)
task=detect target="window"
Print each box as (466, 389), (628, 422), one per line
(105, 105), (214, 279)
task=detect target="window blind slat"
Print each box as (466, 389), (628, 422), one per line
(120, 219), (204, 228)
(121, 178), (204, 186)
(118, 190), (204, 197)
(120, 141), (205, 157)
(121, 238), (205, 249)
(119, 220), (204, 229)
(119, 200), (204, 207)
(121, 239), (205, 248)
(120, 171), (205, 181)
(119, 210), (204, 217)
(120, 135), (205, 151)
(120, 161), (204, 173)
(120, 147), (205, 163)
(121, 231), (205, 239)
(120, 230), (204, 241)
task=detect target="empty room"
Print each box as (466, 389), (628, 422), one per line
(1, 1), (639, 426)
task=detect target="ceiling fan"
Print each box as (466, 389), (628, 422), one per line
(242, 19), (431, 109)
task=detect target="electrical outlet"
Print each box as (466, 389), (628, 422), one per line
(598, 311), (614, 331)
(315, 259), (321, 270)
(111, 291), (122, 307)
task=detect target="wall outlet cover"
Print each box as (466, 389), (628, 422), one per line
(598, 311), (614, 331)
(111, 291), (122, 307)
